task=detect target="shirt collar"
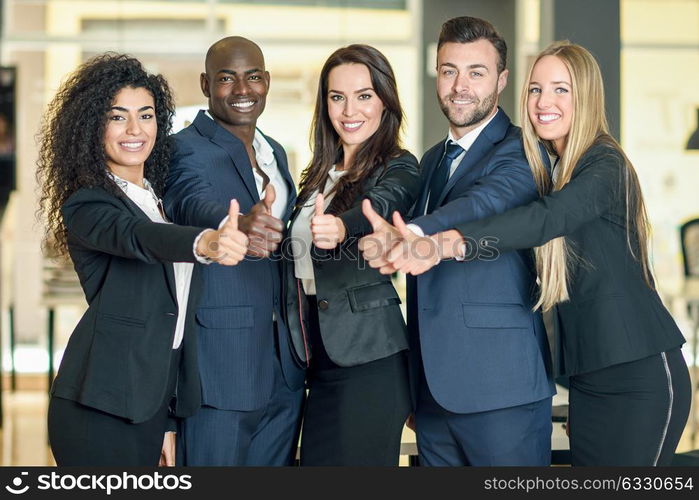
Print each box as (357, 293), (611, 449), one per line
(447, 108), (499, 151)
(109, 172), (157, 199)
(328, 165), (347, 182)
(252, 129), (275, 167)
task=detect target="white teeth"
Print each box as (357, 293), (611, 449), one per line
(538, 113), (560, 122)
(121, 142), (144, 149)
(344, 122), (362, 129)
(232, 101), (254, 109)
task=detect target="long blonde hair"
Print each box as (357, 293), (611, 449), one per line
(521, 41), (653, 311)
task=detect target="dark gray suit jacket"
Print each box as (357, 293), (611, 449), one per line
(284, 152), (421, 367)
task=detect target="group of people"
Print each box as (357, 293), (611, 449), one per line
(36, 15), (691, 468)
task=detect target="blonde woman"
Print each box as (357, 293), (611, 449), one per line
(367, 41), (691, 466)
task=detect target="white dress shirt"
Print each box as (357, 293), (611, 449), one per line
(112, 174), (193, 349)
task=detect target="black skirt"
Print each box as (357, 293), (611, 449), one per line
(568, 347), (691, 466)
(300, 295), (411, 466)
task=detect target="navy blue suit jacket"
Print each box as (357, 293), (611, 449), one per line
(408, 109), (555, 414)
(164, 111), (304, 411)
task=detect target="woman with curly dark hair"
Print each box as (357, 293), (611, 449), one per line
(37, 53), (249, 466)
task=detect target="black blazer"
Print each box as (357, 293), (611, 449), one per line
(455, 141), (685, 376)
(51, 187), (206, 423)
(284, 152), (421, 367)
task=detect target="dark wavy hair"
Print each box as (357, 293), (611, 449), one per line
(297, 44), (406, 214)
(37, 53), (175, 258)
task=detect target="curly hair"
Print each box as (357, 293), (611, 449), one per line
(36, 53), (175, 258)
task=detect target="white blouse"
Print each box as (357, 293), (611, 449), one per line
(290, 167), (346, 295)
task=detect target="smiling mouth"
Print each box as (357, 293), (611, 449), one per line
(450, 96), (476, 106)
(120, 141), (145, 151)
(342, 121), (363, 131)
(230, 100), (255, 111)
(537, 113), (561, 123)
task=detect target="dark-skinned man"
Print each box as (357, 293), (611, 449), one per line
(164, 36), (304, 466)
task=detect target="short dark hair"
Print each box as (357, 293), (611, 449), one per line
(438, 16), (507, 73)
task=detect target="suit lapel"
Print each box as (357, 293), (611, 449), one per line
(268, 138), (297, 223)
(118, 193), (178, 303)
(435, 108), (512, 207)
(215, 129), (260, 204)
(193, 111), (260, 204)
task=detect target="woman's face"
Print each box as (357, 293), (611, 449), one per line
(326, 63), (385, 158)
(104, 86), (157, 179)
(526, 55), (573, 154)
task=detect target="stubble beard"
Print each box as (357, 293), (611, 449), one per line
(440, 86), (498, 130)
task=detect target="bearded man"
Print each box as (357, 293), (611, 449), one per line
(360, 16), (555, 466)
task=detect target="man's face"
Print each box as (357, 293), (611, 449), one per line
(436, 39), (508, 139)
(201, 44), (270, 130)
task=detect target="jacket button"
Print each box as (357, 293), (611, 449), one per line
(318, 299), (329, 310)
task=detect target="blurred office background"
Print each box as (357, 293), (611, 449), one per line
(0, 0), (696, 465)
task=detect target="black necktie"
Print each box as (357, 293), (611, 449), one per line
(427, 141), (464, 213)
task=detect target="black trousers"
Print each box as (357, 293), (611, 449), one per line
(569, 347), (691, 466)
(48, 348), (181, 466)
(300, 296), (411, 466)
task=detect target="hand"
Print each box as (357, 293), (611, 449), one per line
(405, 413), (416, 432)
(238, 184), (284, 258)
(311, 193), (346, 250)
(197, 200), (249, 265)
(358, 199), (402, 274)
(386, 212), (440, 276)
(434, 229), (468, 260)
(159, 432), (176, 467)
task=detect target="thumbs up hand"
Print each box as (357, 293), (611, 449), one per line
(385, 211), (440, 276)
(310, 193), (347, 250)
(238, 184), (284, 258)
(262, 184), (276, 213)
(196, 199), (249, 265)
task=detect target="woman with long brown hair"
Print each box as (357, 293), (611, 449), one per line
(374, 41), (691, 466)
(283, 44), (420, 465)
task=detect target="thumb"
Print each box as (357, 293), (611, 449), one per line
(315, 193), (325, 217)
(227, 199), (239, 231)
(362, 199), (385, 231)
(262, 184), (276, 213)
(392, 211), (413, 239)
